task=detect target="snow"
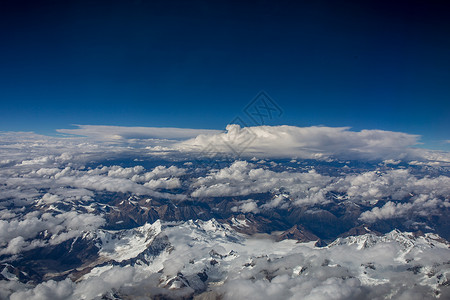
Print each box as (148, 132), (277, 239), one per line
(97, 220), (162, 262)
(230, 217), (249, 228)
(1, 264), (17, 281)
(6, 219), (449, 299)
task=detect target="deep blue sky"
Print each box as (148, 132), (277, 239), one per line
(0, 0), (449, 149)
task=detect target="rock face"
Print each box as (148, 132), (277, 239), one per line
(339, 225), (380, 238)
(88, 192), (448, 245)
(12, 235), (100, 282)
(225, 214), (286, 235)
(103, 198), (214, 230)
(276, 225), (319, 242)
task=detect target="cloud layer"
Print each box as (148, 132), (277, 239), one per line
(4, 123), (450, 165)
(57, 125), (221, 141)
(177, 124), (422, 160)
(0, 126), (449, 299)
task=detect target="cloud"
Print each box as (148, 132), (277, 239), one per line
(144, 177), (182, 189)
(0, 211), (105, 255)
(8, 266), (136, 300)
(1, 129), (448, 228)
(178, 124), (424, 161)
(57, 125), (221, 141)
(131, 165), (186, 183)
(359, 202), (414, 223)
(2, 125), (449, 165)
(333, 170), (450, 222)
(189, 161), (450, 223)
(106, 165), (145, 178)
(191, 161), (333, 205)
(231, 199), (260, 214)
(0, 162), (187, 210)
(55, 172), (186, 200)
(10, 278), (75, 300)
(1, 126), (449, 299)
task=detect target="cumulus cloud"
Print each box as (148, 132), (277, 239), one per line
(359, 194), (450, 223)
(231, 199), (260, 214)
(2, 125), (449, 165)
(189, 161), (450, 224)
(131, 165), (186, 183)
(144, 177), (182, 189)
(10, 278), (75, 300)
(1, 125), (449, 299)
(177, 124), (426, 161)
(0, 162), (187, 211)
(359, 202), (414, 223)
(106, 165), (145, 178)
(54, 166), (186, 199)
(191, 161), (333, 206)
(333, 170), (450, 222)
(1, 130), (448, 225)
(0, 211), (105, 255)
(8, 266), (137, 300)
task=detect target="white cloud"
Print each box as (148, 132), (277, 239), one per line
(131, 165), (186, 183)
(0, 211), (105, 255)
(2, 125), (449, 164)
(55, 173), (185, 200)
(10, 278), (75, 300)
(231, 199), (260, 214)
(106, 165), (145, 178)
(39, 193), (62, 205)
(189, 161), (450, 222)
(0, 162), (187, 208)
(359, 201), (414, 223)
(178, 124), (425, 161)
(1, 126), (449, 299)
(56, 125), (221, 141)
(4, 236), (27, 255)
(383, 159), (401, 165)
(144, 177), (182, 189)
(191, 161), (333, 205)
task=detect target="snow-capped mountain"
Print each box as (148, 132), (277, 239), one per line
(2, 218), (449, 299)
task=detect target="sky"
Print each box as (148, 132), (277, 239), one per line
(0, 0), (449, 150)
